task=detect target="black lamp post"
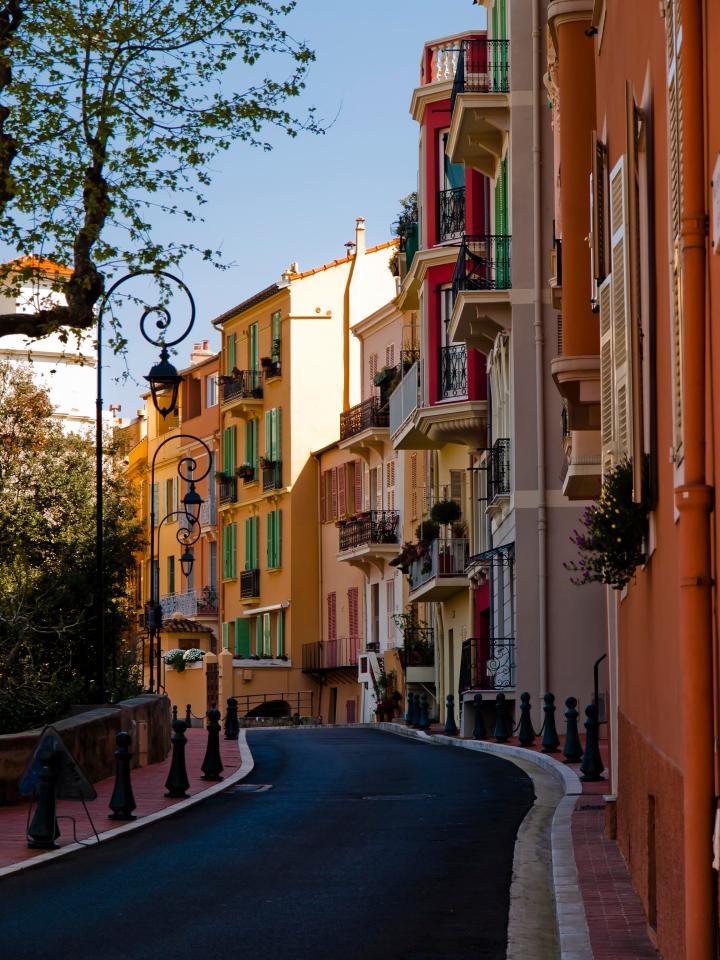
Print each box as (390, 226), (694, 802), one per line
(95, 271), (210, 702)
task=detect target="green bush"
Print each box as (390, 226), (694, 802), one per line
(430, 499), (461, 526)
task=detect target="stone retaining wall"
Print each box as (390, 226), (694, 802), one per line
(0, 694), (171, 805)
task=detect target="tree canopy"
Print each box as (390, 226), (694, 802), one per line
(0, 361), (144, 731)
(0, 0), (319, 337)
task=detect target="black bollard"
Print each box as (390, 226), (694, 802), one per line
(109, 731), (137, 820)
(201, 705), (224, 781)
(472, 693), (486, 740)
(418, 694), (430, 731)
(444, 694), (459, 735)
(224, 697), (240, 740)
(541, 692), (561, 753)
(493, 692), (511, 742)
(517, 692), (535, 747)
(580, 703), (605, 781)
(563, 697), (583, 763)
(164, 715), (190, 798)
(406, 691), (414, 726)
(410, 692), (421, 728)
(27, 750), (61, 849)
(185, 704), (193, 729)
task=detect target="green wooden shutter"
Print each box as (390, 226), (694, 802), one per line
(276, 609), (284, 657)
(266, 510), (273, 568)
(151, 483), (159, 525)
(263, 613), (271, 655)
(223, 524), (230, 578)
(271, 311), (281, 361)
(235, 617), (251, 658)
(221, 621), (229, 650)
(275, 407), (282, 461)
(222, 427), (231, 474)
(229, 426), (236, 472)
(244, 517), (254, 570)
(230, 523), (237, 579)
(252, 516), (258, 567)
(227, 333), (236, 373)
(264, 409), (272, 460)
(245, 419), (254, 466)
(255, 616), (262, 655)
(252, 419), (259, 467)
(249, 323), (258, 370)
(276, 509), (282, 567)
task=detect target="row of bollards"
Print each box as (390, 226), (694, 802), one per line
(407, 689), (605, 782)
(27, 701), (235, 847)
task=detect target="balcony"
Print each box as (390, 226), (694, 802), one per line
(560, 429), (602, 501)
(448, 235), (512, 353)
(261, 460), (283, 491)
(199, 500), (217, 527)
(337, 510), (400, 572)
(488, 438), (511, 502)
(390, 356), (488, 451)
(408, 537), (469, 602)
(302, 636), (360, 674)
(218, 475), (237, 505)
(240, 568), (260, 601)
(440, 344), (467, 400)
(160, 586), (218, 619)
(220, 370), (263, 417)
(447, 38), (511, 179)
(459, 637), (516, 693)
(437, 186), (465, 243)
(339, 396), (389, 458)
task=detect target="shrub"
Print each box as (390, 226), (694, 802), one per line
(430, 499), (462, 526)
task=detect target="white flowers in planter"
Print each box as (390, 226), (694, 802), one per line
(163, 648), (206, 672)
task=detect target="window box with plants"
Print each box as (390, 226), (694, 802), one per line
(236, 463), (255, 482)
(216, 470), (234, 482)
(565, 459), (648, 590)
(260, 355), (281, 378)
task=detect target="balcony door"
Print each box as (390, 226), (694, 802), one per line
(370, 583), (379, 650)
(440, 286), (467, 400)
(438, 131), (465, 242)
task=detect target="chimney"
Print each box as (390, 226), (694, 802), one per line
(190, 340), (213, 365)
(355, 217), (366, 258)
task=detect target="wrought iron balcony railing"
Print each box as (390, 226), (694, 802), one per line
(402, 626), (435, 668)
(452, 234), (512, 299)
(459, 637), (516, 692)
(240, 568), (260, 599)
(261, 460), (282, 491)
(408, 538), (469, 592)
(488, 438), (511, 499)
(302, 636), (360, 672)
(338, 510), (400, 552)
(218, 475), (237, 504)
(340, 396), (389, 441)
(220, 369), (263, 404)
(160, 586), (218, 619)
(440, 343), (468, 400)
(437, 186), (465, 243)
(451, 38), (511, 111)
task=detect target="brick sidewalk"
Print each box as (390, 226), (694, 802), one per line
(0, 727), (242, 870)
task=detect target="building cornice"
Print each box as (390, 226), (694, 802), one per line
(547, 0), (594, 48)
(409, 80), (453, 124)
(397, 246), (459, 311)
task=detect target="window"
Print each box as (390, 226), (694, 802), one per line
(167, 556), (175, 595)
(245, 418), (259, 469)
(410, 453), (418, 519)
(271, 311), (281, 363)
(248, 322), (259, 371)
(244, 516), (259, 570)
(206, 374), (218, 408)
(163, 477), (177, 521)
(369, 352), (379, 391)
(385, 458), (395, 511)
(235, 617), (251, 658)
(222, 522), (237, 579)
(350, 459), (363, 512)
(385, 343), (395, 368)
(222, 425), (237, 474)
(385, 579), (395, 644)
(266, 509), (282, 568)
(209, 541), (217, 588)
(222, 621), (229, 650)
(369, 466), (378, 513)
(449, 469), (465, 513)
(226, 333), (236, 374)
(264, 407), (282, 462)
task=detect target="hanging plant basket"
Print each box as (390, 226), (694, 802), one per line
(430, 499), (461, 526)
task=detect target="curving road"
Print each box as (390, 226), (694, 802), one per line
(0, 728), (534, 960)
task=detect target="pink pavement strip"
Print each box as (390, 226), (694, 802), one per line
(0, 727), (244, 871)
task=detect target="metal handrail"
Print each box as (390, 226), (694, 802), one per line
(440, 343), (468, 400)
(262, 460), (282, 491)
(437, 186), (465, 242)
(451, 38), (511, 112)
(221, 369), (263, 403)
(340, 396), (390, 440)
(452, 234), (512, 298)
(338, 510), (400, 551)
(218, 475), (237, 504)
(302, 636), (360, 671)
(459, 637), (516, 692)
(240, 568), (260, 599)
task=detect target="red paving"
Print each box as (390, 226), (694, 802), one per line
(0, 728), (242, 869)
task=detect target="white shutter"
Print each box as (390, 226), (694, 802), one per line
(386, 459), (395, 511)
(449, 469), (465, 511)
(599, 276), (615, 474)
(609, 156), (633, 462)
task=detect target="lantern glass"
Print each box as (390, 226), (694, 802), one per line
(145, 347), (181, 418)
(180, 547), (194, 579)
(182, 482), (203, 524)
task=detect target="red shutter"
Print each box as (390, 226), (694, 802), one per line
(337, 464), (347, 516)
(331, 467), (338, 519)
(348, 587), (359, 639)
(327, 592), (337, 641)
(354, 460), (363, 512)
(320, 469), (327, 522)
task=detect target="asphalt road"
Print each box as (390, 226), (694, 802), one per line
(0, 728), (534, 960)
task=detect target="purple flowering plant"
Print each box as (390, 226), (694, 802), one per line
(564, 459), (647, 589)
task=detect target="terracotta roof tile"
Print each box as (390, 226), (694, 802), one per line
(161, 617), (213, 634)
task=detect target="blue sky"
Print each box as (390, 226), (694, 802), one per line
(107, 0), (485, 413)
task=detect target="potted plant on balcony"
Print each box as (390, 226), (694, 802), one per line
(430, 499), (461, 527)
(565, 458), (648, 590)
(237, 462), (254, 481)
(415, 519), (440, 543)
(215, 470), (233, 482)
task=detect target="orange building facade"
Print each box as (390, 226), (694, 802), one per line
(548, 0), (720, 955)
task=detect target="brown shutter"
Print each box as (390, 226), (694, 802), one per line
(337, 464), (347, 516)
(353, 460), (363, 512)
(320, 469), (327, 522)
(327, 592), (337, 641)
(331, 467), (338, 519)
(348, 587), (359, 639)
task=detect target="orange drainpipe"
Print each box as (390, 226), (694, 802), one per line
(677, 1), (715, 955)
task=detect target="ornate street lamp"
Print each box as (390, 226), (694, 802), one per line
(95, 271), (213, 701)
